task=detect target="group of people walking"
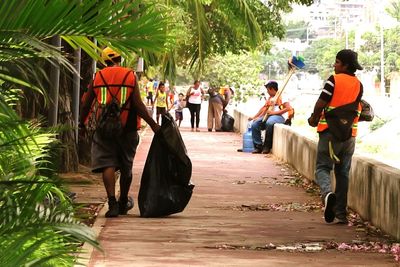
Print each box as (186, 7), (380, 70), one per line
(143, 79), (234, 132)
(80, 46), (364, 225)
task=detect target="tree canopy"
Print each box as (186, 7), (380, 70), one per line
(145, 0), (315, 81)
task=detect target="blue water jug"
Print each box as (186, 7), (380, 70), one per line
(242, 123), (254, 153)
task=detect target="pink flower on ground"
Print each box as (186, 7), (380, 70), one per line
(391, 244), (400, 262)
(338, 243), (351, 250)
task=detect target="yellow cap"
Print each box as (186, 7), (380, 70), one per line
(101, 47), (120, 61)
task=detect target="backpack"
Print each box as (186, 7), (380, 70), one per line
(324, 101), (359, 141)
(97, 97), (123, 139)
(324, 85), (363, 142)
(95, 71), (132, 139)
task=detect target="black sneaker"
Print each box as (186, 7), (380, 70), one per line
(261, 148), (270, 154)
(252, 148), (262, 154)
(105, 199), (119, 218)
(324, 192), (336, 223)
(119, 196), (134, 215)
(336, 214), (348, 224)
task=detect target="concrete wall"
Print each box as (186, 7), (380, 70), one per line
(233, 111), (400, 240)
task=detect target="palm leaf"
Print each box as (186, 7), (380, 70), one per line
(185, 0), (210, 74)
(0, 0), (173, 94)
(0, 1), (176, 266)
(0, 90), (99, 266)
(219, 0), (263, 46)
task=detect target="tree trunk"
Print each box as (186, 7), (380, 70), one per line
(57, 64), (79, 172)
(78, 48), (97, 167)
(55, 39), (101, 172)
(16, 41), (95, 172)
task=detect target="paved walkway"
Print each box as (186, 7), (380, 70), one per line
(84, 107), (396, 267)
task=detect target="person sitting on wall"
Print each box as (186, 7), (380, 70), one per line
(248, 81), (293, 154)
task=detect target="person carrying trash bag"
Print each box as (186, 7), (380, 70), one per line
(79, 47), (160, 218)
(138, 113), (194, 217)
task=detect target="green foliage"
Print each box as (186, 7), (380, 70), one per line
(260, 49), (293, 79)
(0, 91), (100, 266)
(157, 0), (314, 79)
(303, 37), (343, 77)
(359, 31), (381, 72)
(0, 0), (176, 265)
(202, 51), (264, 102)
(0, 0), (172, 92)
(369, 116), (388, 132)
(359, 143), (381, 154)
(175, 66), (195, 86)
(386, 0), (400, 21)
(285, 20), (311, 41)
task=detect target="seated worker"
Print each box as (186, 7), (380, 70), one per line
(248, 81), (293, 154)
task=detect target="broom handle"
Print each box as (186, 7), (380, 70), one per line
(262, 67), (296, 122)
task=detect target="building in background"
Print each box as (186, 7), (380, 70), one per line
(286, 0), (391, 45)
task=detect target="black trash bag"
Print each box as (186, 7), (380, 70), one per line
(221, 111), (234, 132)
(138, 113), (194, 217)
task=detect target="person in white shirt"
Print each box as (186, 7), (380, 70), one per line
(186, 80), (204, 131)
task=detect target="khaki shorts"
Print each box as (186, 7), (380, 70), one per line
(91, 130), (139, 173)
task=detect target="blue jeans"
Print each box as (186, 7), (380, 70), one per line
(251, 115), (285, 149)
(315, 131), (355, 217)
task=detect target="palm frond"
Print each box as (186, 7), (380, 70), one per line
(0, 0), (173, 95)
(387, 1), (400, 22)
(220, 0), (263, 46)
(161, 51), (177, 82)
(0, 90), (99, 266)
(186, 0), (210, 74)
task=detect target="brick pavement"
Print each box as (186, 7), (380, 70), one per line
(83, 114), (396, 266)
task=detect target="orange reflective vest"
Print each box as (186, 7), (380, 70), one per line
(317, 74), (362, 137)
(91, 66), (136, 128)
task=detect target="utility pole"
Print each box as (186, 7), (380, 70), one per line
(380, 14), (385, 96)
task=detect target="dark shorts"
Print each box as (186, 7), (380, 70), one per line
(146, 91), (153, 100)
(175, 110), (183, 120)
(156, 106), (167, 115)
(91, 130), (139, 173)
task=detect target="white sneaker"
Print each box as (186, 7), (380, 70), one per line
(324, 192), (336, 223)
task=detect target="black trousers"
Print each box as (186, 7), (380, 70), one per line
(187, 102), (201, 128)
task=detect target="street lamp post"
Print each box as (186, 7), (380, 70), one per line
(268, 64), (271, 79)
(380, 21), (385, 96)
